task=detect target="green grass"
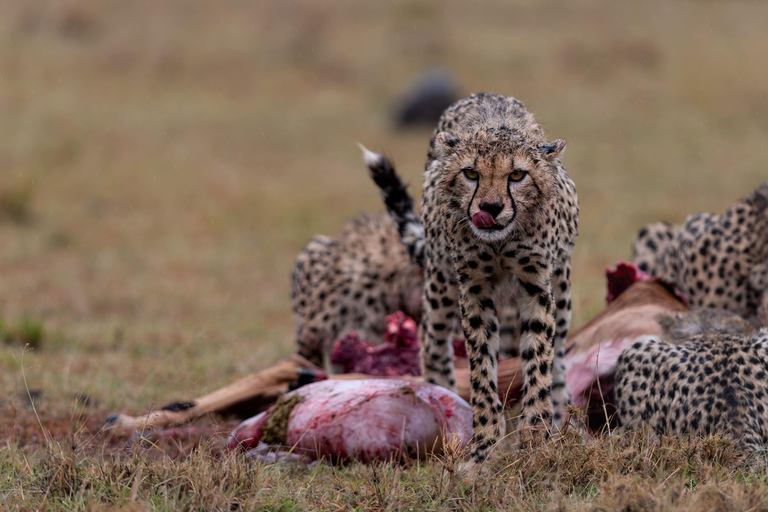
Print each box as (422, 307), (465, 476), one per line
(1, 316), (45, 349)
(0, 181), (35, 224)
(2, 0), (768, 509)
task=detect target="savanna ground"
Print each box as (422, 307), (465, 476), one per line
(1, 1), (768, 510)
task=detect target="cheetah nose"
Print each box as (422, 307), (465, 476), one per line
(479, 202), (503, 219)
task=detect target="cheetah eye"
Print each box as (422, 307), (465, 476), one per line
(462, 168), (479, 180)
(509, 169), (527, 182)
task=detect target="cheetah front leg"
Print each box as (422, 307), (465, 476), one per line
(516, 272), (556, 433)
(456, 278), (504, 464)
(551, 256), (573, 426)
(420, 259), (459, 390)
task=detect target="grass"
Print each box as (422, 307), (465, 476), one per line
(2, 426), (766, 511)
(1, 316), (45, 349)
(0, 181), (35, 224)
(1, 0), (768, 509)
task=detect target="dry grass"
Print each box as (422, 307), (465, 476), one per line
(3, 425), (767, 511)
(2, 0), (768, 509)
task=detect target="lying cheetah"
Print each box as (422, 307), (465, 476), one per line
(291, 214), (423, 368)
(631, 181), (768, 326)
(378, 93), (578, 463)
(615, 309), (768, 464)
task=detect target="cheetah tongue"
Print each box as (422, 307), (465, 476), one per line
(472, 211), (497, 228)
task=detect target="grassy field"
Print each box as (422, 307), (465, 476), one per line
(2, 0), (768, 509)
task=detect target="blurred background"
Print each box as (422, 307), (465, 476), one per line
(1, 0), (767, 418)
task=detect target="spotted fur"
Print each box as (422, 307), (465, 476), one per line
(615, 309), (768, 465)
(361, 146), (522, 359)
(631, 221), (677, 274)
(292, 156), (527, 369)
(413, 93), (579, 463)
(631, 181), (768, 326)
(292, 214), (423, 368)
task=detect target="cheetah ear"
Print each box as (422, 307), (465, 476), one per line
(539, 139), (566, 161)
(435, 132), (461, 156)
(752, 181), (768, 214)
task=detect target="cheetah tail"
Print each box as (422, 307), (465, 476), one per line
(357, 143), (426, 267)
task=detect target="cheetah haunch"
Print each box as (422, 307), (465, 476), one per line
(632, 180), (768, 326)
(367, 93), (579, 463)
(615, 309), (768, 465)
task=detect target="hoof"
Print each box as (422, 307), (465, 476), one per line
(102, 413), (120, 428)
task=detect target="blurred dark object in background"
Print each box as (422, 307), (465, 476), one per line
(392, 68), (460, 128)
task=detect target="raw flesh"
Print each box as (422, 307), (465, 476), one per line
(228, 379), (472, 463)
(330, 311), (466, 376)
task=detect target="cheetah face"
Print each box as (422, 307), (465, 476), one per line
(435, 131), (566, 243)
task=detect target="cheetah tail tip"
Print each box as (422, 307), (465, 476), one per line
(356, 142), (383, 168)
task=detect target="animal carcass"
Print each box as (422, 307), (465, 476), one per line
(228, 379), (472, 463)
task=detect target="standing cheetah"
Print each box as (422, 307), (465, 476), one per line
(388, 93), (578, 463)
(631, 181), (768, 326)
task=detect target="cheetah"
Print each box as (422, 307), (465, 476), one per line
(615, 309), (768, 465)
(631, 181), (768, 326)
(292, 214), (423, 368)
(379, 93), (579, 463)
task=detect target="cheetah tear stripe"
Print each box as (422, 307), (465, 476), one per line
(472, 211), (496, 228)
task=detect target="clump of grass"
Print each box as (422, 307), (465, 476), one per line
(0, 315), (45, 349)
(47, 229), (74, 249)
(0, 182), (34, 224)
